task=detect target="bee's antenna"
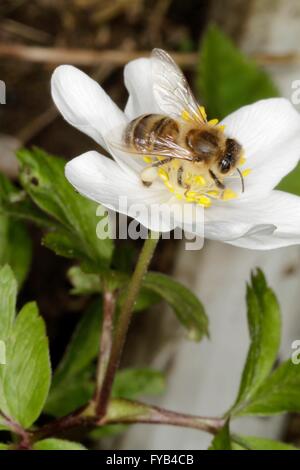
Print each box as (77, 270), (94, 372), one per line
(236, 168), (245, 193)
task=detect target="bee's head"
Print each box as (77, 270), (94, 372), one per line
(218, 138), (242, 175)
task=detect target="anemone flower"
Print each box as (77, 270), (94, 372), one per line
(51, 49), (300, 250)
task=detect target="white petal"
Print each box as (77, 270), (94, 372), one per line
(51, 65), (147, 175)
(51, 65), (126, 150)
(124, 58), (160, 119)
(203, 190), (300, 249)
(65, 151), (175, 232)
(222, 98), (300, 198)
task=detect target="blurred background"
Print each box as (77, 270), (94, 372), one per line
(1, 0), (300, 450)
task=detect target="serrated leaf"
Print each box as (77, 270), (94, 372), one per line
(237, 359), (300, 416)
(0, 214), (32, 287)
(198, 25), (279, 119)
(232, 434), (298, 450)
(143, 272), (208, 341)
(209, 421), (231, 450)
(0, 265), (17, 341)
(231, 269), (281, 415)
(17, 147), (113, 270)
(33, 438), (86, 450)
(0, 302), (51, 428)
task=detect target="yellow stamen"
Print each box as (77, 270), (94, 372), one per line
(222, 188), (237, 201)
(143, 156), (152, 164)
(175, 193), (183, 200)
(196, 195), (211, 207)
(239, 156), (247, 166)
(185, 190), (197, 198)
(158, 168), (169, 181)
(199, 106), (207, 120)
(193, 175), (206, 186)
(241, 168), (252, 177)
(218, 124), (226, 132)
(181, 110), (192, 121)
(208, 118), (219, 126)
(207, 190), (219, 197)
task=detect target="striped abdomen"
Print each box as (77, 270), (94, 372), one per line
(124, 114), (180, 152)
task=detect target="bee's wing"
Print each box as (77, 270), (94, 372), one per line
(151, 48), (206, 126)
(107, 125), (195, 162)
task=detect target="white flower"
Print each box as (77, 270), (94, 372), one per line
(51, 53), (300, 250)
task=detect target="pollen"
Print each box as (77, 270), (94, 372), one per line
(241, 168), (252, 177)
(208, 118), (219, 126)
(222, 188), (237, 201)
(181, 109), (192, 121)
(196, 195), (211, 208)
(193, 175), (206, 186)
(239, 156), (247, 166)
(199, 106), (207, 120)
(143, 156), (152, 164)
(218, 124), (226, 132)
(158, 168), (169, 181)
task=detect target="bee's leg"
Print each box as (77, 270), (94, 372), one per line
(177, 165), (184, 187)
(209, 169), (225, 190)
(151, 157), (173, 168)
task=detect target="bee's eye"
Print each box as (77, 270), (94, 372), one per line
(220, 157), (231, 173)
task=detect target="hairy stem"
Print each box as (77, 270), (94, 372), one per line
(95, 288), (116, 415)
(96, 231), (160, 418)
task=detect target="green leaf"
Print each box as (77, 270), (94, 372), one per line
(231, 269), (281, 415)
(17, 147), (113, 270)
(0, 265), (17, 341)
(45, 370), (94, 417)
(89, 424), (127, 440)
(45, 301), (101, 416)
(68, 266), (102, 295)
(277, 163), (300, 196)
(0, 172), (52, 228)
(0, 443), (9, 450)
(112, 368), (165, 399)
(33, 438), (86, 450)
(0, 302), (51, 428)
(42, 230), (87, 261)
(237, 359), (300, 416)
(209, 421), (231, 450)
(0, 214), (32, 287)
(198, 25), (279, 119)
(232, 435), (298, 450)
(143, 272), (208, 341)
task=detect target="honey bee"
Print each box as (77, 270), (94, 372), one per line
(109, 49), (244, 201)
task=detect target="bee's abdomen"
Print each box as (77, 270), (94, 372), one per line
(124, 114), (179, 152)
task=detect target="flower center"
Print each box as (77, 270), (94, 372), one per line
(142, 154), (251, 208)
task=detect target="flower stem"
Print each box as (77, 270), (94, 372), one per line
(96, 231), (160, 417)
(94, 287), (116, 414)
